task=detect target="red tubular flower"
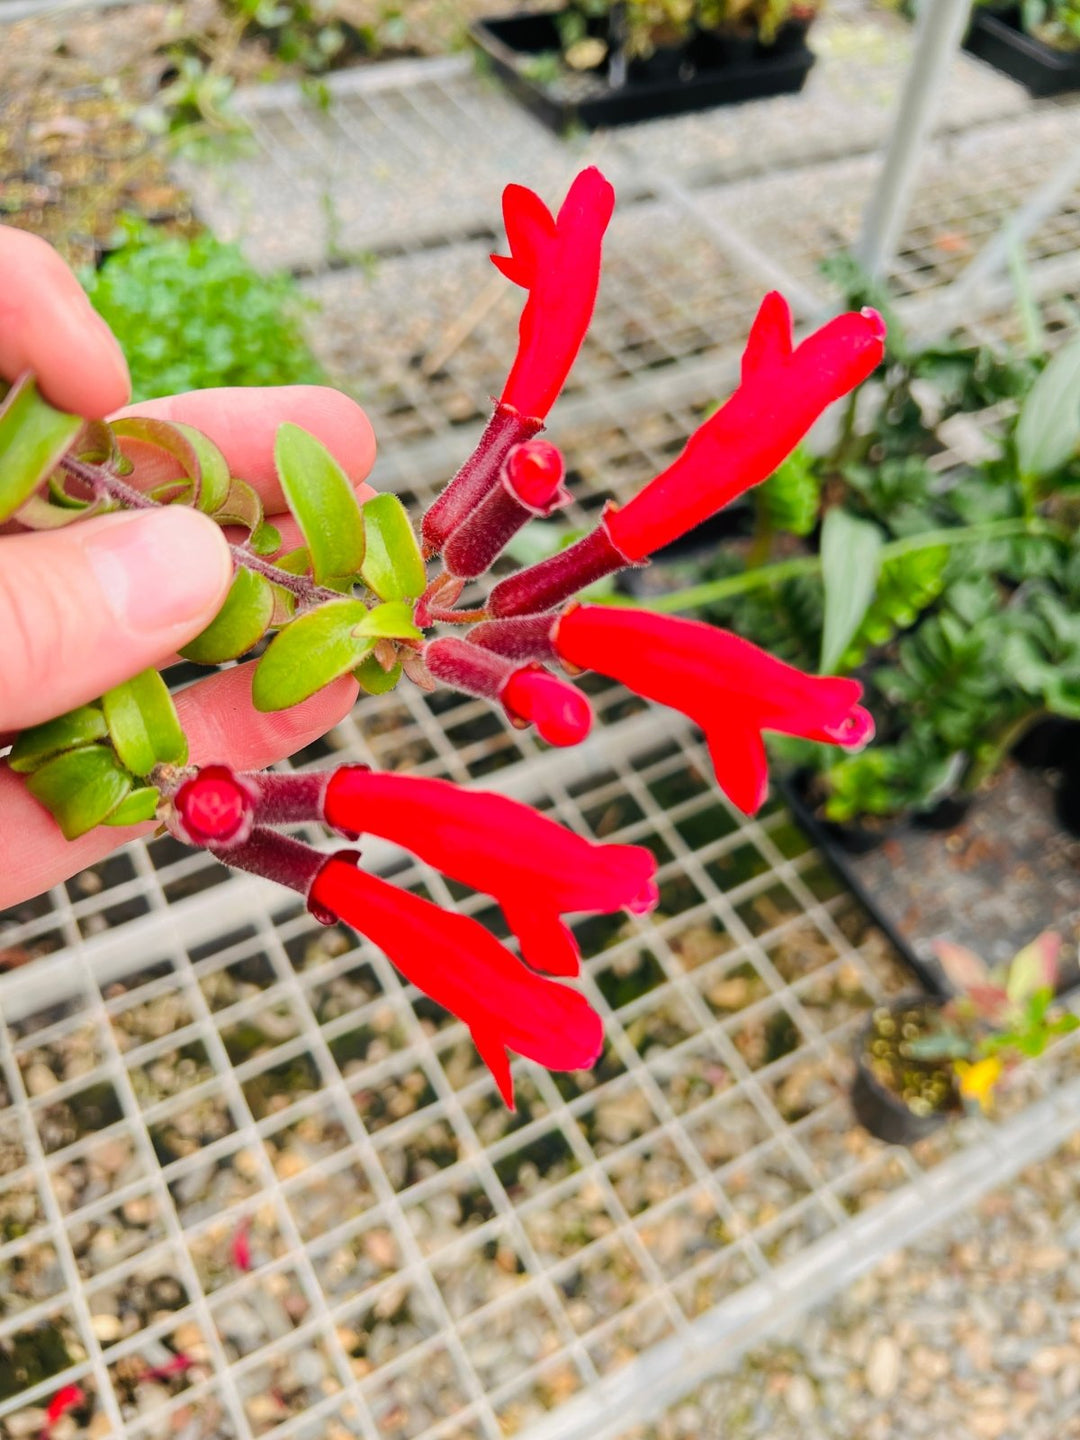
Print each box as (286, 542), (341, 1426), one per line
(173, 765), (257, 848)
(496, 167), (616, 421)
(323, 768), (658, 977)
(484, 294), (886, 617)
(605, 294), (886, 560)
(554, 605), (874, 815)
(425, 636), (592, 747)
(421, 167), (614, 556)
(309, 855), (605, 1106)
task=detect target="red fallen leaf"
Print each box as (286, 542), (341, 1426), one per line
(231, 1218), (252, 1273)
(41, 1383), (83, 1437)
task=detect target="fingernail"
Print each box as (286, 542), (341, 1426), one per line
(84, 508), (232, 634)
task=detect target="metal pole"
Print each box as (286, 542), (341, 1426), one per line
(854, 0), (972, 278)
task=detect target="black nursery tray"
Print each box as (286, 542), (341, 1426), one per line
(782, 763), (1080, 996)
(470, 11), (815, 133)
(965, 7), (1080, 97)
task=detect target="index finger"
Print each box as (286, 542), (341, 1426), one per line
(0, 226), (131, 418)
(114, 386), (378, 513)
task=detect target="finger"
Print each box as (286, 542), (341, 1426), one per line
(0, 665), (359, 908)
(0, 509), (232, 730)
(0, 226), (131, 417)
(113, 386), (378, 512)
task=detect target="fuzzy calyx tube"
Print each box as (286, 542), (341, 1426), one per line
(421, 404), (543, 556)
(485, 511), (634, 618)
(425, 635), (591, 745)
(443, 440), (568, 579)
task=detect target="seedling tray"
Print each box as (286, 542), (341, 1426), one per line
(470, 11), (815, 133)
(965, 7), (1080, 97)
(781, 762), (1080, 997)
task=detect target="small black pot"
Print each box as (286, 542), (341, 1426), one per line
(1013, 717), (1080, 773)
(911, 793), (974, 833)
(851, 998), (961, 1146)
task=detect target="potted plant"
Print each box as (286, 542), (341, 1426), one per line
(966, 1), (1080, 96)
(470, 0), (818, 133)
(853, 932), (1079, 1144)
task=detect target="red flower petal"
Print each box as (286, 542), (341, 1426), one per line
(309, 857), (605, 1106)
(605, 294), (886, 560)
(496, 167), (615, 421)
(554, 605), (874, 813)
(323, 769), (657, 975)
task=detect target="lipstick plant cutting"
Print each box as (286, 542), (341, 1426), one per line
(0, 167), (885, 1106)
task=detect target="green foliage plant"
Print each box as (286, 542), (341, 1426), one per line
(81, 224), (325, 402)
(636, 278), (1077, 827)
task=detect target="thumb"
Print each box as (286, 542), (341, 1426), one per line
(0, 508), (232, 731)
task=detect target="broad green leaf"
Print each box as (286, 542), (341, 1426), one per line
(275, 423), (365, 583)
(253, 598), (374, 712)
(354, 653), (403, 695)
(1015, 332), (1080, 479)
(103, 787), (161, 826)
(181, 567), (274, 664)
(27, 746), (133, 839)
(109, 416), (216, 507)
(102, 669), (188, 775)
(15, 492), (108, 529)
(353, 600), (422, 641)
(360, 493), (426, 601)
(214, 476), (265, 533)
(275, 547), (311, 575)
(173, 422), (231, 513)
(0, 375), (82, 522)
(819, 508), (884, 674)
(8, 706), (108, 774)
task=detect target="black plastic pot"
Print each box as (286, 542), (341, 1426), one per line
(1012, 716), (1080, 772)
(470, 10), (816, 134)
(778, 771), (948, 996)
(851, 998), (961, 1146)
(911, 792), (974, 833)
(627, 40), (691, 85)
(965, 6), (1080, 97)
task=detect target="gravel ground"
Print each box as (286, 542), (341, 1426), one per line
(629, 1131), (1080, 1440)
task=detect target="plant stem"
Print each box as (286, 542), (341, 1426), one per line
(622, 518), (1052, 615)
(61, 454), (344, 608)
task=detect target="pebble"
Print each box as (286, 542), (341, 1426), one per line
(865, 1336), (900, 1398)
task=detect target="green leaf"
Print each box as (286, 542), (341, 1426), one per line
(109, 416), (221, 510)
(27, 747), (133, 839)
(173, 422), (231, 513)
(180, 567), (275, 663)
(250, 521), (283, 556)
(103, 786), (161, 826)
(360, 493), (426, 601)
(274, 423), (365, 583)
(1015, 332), (1080, 479)
(102, 669), (188, 775)
(8, 706), (108, 774)
(819, 508), (884, 673)
(253, 598), (374, 711)
(214, 476), (265, 534)
(353, 600), (422, 641)
(1006, 932), (1059, 1004)
(0, 375), (83, 522)
(354, 653), (403, 694)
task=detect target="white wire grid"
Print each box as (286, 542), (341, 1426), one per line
(3, 14), (1080, 1439)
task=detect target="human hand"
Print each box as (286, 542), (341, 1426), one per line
(0, 226), (376, 907)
